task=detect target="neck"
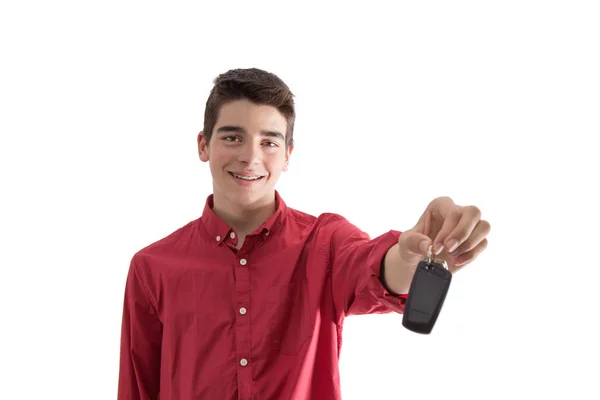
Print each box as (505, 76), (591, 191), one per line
(211, 191), (277, 236)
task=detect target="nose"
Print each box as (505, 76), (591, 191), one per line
(237, 141), (262, 165)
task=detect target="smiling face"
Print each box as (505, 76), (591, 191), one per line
(198, 99), (293, 211)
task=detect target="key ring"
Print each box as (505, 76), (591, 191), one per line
(426, 244), (433, 265)
(425, 244), (449, 270)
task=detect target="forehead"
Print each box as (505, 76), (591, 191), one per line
(216, 99), (287, 133)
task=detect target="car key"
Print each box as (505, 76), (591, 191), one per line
(402, 245), (452, 334)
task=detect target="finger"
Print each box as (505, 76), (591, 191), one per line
(424, 197), (455, 237)
(450, 237), (489, 272)
(398, 230), (433, 258)
(449, 219), (491, 257)
(436, 206), (481, 255)
(413, 207), (430, 235)
(431, 209), (462, 255)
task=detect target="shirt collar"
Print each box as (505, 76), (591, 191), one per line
(200, 190), (287, 244)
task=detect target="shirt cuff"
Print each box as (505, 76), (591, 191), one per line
(366, 230), (407, 313)
(379, 256), (403, 296)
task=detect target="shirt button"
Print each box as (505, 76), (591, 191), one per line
(216, 236), (221, 241)
(230, 232), (236, 239)
(240, 358), (248, 366)
(239, 307), (247, 315)
(239, 259), (247, 266)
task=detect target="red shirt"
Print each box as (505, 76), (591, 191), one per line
(118, 191), (406, 399)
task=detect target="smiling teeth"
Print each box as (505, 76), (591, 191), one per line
(232, 173), (262, 180)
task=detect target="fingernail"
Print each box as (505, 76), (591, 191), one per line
(447, 239), (459, 253)
(433, 243), (444, 255)
(419, 240), (429, 253)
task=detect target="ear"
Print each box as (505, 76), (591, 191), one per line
(283, 145), (293, 171)
(197, 131), (209, 162)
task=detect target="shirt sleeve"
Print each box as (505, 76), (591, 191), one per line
(324, 214), (407, 318)
(117, 257), (162, 400)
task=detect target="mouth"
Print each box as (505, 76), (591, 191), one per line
(228, 172), (266, 182)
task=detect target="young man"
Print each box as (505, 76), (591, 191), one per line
(117, 68), (491, 399)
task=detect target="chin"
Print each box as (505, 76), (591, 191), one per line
(232, 189), (273, 204)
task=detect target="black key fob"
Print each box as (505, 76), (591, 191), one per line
(402, 251), (452, 334)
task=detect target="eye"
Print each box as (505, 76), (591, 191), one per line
(222, 136), (278, 147)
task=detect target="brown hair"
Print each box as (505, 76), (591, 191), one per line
(202, 68), (296, 149)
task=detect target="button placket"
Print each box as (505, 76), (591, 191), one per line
(235, 256), (250, 374)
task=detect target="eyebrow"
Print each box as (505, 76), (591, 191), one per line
(215, 125), (285, 142)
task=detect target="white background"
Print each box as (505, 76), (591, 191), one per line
(1, 1), (599, 399)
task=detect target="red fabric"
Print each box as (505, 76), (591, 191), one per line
(118, 191), (406, 400)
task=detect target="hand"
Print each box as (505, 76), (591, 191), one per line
(397, 196), (491, 273)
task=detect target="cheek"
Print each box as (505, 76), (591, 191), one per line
(208, 158), (228, 178)
(265, 159), (285, 175)
(265, 151), (287, 166)
(209, 151), (232, 168)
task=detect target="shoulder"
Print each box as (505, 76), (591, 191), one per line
(130, 217), (200, 268)
(286, 206), (350, 230)
(285, 206), (363, 244)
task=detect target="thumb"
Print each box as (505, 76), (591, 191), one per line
(398, 229), (432, 258)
